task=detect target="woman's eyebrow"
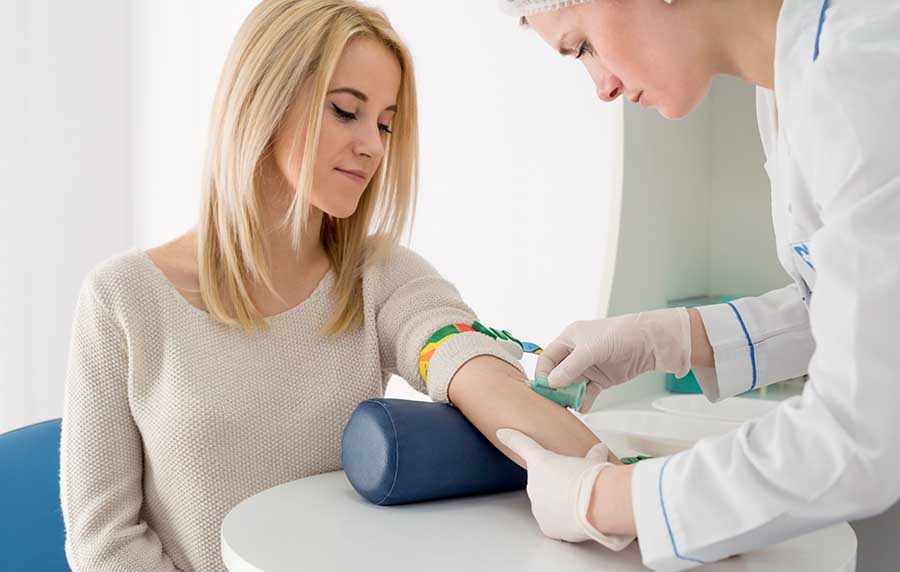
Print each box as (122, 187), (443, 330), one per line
(328, 87), (397, 112)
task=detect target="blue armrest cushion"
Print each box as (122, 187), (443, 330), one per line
(341, 399), (526, 505)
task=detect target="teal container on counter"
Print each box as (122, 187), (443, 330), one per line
(665, 295), (737, 394)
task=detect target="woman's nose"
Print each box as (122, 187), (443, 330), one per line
(354, 125), (384, 160)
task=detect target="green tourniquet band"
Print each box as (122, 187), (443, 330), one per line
(620, 456), (653, 465)
(425, 324), (464, 346)
(472, 321), (498, 339)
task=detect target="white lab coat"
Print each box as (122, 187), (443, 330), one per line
(631, 0), (900, 570)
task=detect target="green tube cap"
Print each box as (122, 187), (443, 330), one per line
(530, 376), (586, 410)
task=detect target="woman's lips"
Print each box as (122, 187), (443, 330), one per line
(335, 168), (367, 184)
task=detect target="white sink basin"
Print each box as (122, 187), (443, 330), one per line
(651, 394), (779, 423)
(583, 410), (741, 457)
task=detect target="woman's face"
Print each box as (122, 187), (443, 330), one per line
(527, 1), (713, 119)
(273, 37), (402, 219)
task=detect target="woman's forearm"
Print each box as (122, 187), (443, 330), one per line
(447, 355), (616, 468)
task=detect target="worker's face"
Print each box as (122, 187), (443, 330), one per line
(527, 1), (713, 119)
(272, 37), (401, 219)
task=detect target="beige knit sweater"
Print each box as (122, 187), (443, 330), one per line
(60, 246), (522, 572)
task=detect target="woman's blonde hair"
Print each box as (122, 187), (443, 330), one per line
(198, 0), (418, 336)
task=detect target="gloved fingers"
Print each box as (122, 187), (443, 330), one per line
(534, 339), (571, 380)
(578, 382), (604, 414)
(496, 428), (547, 467)
(584, 442), (609, 462)
(580, 364), (616, 388)
(548, 346), (598, 388)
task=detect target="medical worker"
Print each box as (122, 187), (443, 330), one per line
(493, 0), (900, 570)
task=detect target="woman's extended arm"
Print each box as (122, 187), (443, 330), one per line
(448, 355), (614, 468)
(373, 246), (610, 465)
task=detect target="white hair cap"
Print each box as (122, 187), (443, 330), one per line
(499, 0), (595, 18)
(500, 0), (672, 18)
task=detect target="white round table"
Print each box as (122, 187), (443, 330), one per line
(221, 471), (857, 572)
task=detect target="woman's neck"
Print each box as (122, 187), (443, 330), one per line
(708, 0), (783, 90)
(258, 160), (330, 277)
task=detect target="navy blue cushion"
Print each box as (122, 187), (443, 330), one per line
(341, 399), (526, 505)
(0, 418), (68, 570)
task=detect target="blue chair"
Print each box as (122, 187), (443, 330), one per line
(0, 418), (68, 571)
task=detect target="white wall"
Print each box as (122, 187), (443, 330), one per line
(598, 77), (788, 408)
(708, 76), (788, 296)
(0, 0), (132, 433)
(2, 0), (619, 428)
(371, 1), (620, 390)
(130, 0), (258, 248)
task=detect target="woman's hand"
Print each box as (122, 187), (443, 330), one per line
(535, 308), (693, 411)
(496, 428), (635, 550)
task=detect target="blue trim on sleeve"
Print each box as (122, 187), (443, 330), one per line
(659, 457), (708, 565)
(814, 0), (829, 61)
(727, 302), (758, 391)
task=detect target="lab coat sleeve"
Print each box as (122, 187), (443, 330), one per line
(692, 286), (814, 401)
(373, 245), (525, 404)
(60, 281), (182, 572)
(630, 26), (900, 571)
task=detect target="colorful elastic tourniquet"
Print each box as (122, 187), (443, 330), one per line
(620, 455), (653, 465)
(419, 322), (589, 410)
(418, 321), (543, 383)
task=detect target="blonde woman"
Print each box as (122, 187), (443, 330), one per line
(60, 1), (601, 570)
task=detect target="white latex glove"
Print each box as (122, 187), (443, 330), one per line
(496, 428), (635, 551)
(535, 307), (692, 412)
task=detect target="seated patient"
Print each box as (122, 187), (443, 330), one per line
(60, 1), (601, 570)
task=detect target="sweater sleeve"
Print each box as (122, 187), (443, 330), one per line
(373, 246), (525, 404)
(60, 278), (181, 571)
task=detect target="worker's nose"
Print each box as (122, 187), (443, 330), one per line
(595, 74), (624, 102)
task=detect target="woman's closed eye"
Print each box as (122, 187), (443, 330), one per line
(331, 103), (393, 134)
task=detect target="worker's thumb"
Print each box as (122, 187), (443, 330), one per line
(548, 347), (595, 389)
(496, 428), (546, 467)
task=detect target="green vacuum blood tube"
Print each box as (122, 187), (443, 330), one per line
(530, 376), (586, 410)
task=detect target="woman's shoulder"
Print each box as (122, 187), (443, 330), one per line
(364, 242), (441, 287)
(80, 239), (192, 319)
(81, 248), (155, 305)
(361, 241), (462, 308)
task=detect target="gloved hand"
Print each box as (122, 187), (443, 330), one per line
(496, 428), (635, 550)
(535, 308), (692, 412)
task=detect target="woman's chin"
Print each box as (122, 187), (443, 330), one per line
(319, 200), (361, 220)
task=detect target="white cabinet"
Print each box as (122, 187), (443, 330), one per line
(596, 78), (789, 408)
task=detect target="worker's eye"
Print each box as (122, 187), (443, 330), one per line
(576, 41), (593, 60)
